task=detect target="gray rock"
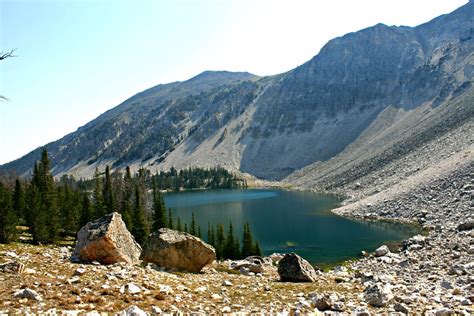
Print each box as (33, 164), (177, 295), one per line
(120, 283), (141, 294)
(13, 288), (42, 301)
(458, 221), (474, 231)
(394, 302), (411, 314)
(431, 307), (453, 316)
(119, 305), (147, 316)
(71, 212), (142, 265)
(375, 245), (390, 257)
(364, 283), (393, 307)
(229, 258), (264, 273)
(141, 228), (215, 273)
(0, 261), (25, 274)
(278, 253), (318, 282)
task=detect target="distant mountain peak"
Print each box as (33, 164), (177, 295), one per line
(187, 70), (256, 82)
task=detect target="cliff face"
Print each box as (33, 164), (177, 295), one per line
(2, 2), (473, 180)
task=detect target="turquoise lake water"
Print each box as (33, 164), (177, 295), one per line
(163, 189), (419, 266)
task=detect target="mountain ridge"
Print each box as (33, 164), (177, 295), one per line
(1, 1), (472, 182)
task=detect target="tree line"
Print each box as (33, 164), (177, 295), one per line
(0, 149), (262, 260)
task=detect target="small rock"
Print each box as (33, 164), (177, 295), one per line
(375, 245), (390, 257)
(431, 307), (453, 316)
(221, 306), (231, 313)
(74, 268), (86, 276)
(394, 302), (411, 314)
(158, 284), (173, 294)
(211, 293), (222, 300)
(119, 305), (147, 316)
(458, 221), (474, 231)
(222, 280), (233, 286)
(67, 276), (81, 284)
(120, 283), (141, 294)
(151, 306), (162, 315)
(24, 268), (36, 274)
(364, 283), (393, 307)
(13, 288), (42, 301)
(0, 261), (25, 274)
(440, 280), (453, 289)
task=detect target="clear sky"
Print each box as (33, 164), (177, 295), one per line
(0, 0), (468, 164)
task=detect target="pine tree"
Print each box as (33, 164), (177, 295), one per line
(184, 223), (188, 233)
(190, 212), (196, 236)
(0, 183), (18, 243)
(36, 149), (60, 244)
(241, 222), (253, 258)
(197, 225), (202, 238)
(26, 184), (47, 243)
(207, 223), (215, 247)
(253, 240), (263, 256)
(102, 165), (115, 214)
(176, 217), (182, 231)
(79, 191), (93, 227)
(167, 208), (174, 229)
(223, 222), (239, 259)
(93, 168), (105, 219)
(59, 183), (81, 235)
(152, 178), (166, 231)
(12, 179), (25, 224)
(121, 166), (133, 231)
(131, 184), (149, 245)
(216, 223), (225, 260)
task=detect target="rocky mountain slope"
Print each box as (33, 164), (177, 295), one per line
(1, 2), (472, 183)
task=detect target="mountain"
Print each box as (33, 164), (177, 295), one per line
(2, 2), (473, 182)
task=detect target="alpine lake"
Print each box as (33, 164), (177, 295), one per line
(164, 189), (420, 268)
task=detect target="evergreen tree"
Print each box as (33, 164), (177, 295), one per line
(152, 178), (166, 231)
(121, 166), (133, 231)
(190, 212), (196, 236)
(59, 183), (81, 236)
(79, 191), (93, 227)
(131, 184), (149, 245)
(183, 223), (188, 233)
(207, 223), (215, 247)
(216, 223), (225, 260)
(93, 168), (105, 219)
(176, 216), (182, 231)
(197, 225), (202, 238)
(36, 149), (60, 243)
(241, 222), (254, 258)
(12, 179), (25, 224)
(167, 208), (174, 229)
(0, 183), (18, 243)
(102, 165), (115, 214)
(223, 222), (239, 259)
(253, 240), (263, 257)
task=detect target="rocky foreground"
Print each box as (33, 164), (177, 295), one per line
(0, 158), (473, 315)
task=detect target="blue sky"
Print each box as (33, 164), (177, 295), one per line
(0, 0), (468, 164)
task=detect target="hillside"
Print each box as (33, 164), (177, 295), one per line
(1, 2), (473, 184)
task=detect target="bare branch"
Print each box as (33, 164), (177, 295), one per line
(0, 49), (16, 61)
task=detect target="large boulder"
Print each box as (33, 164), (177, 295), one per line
(141, 228), (215, 272)
(278, 252), (318, 282)
(71, 212), (142, 265)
